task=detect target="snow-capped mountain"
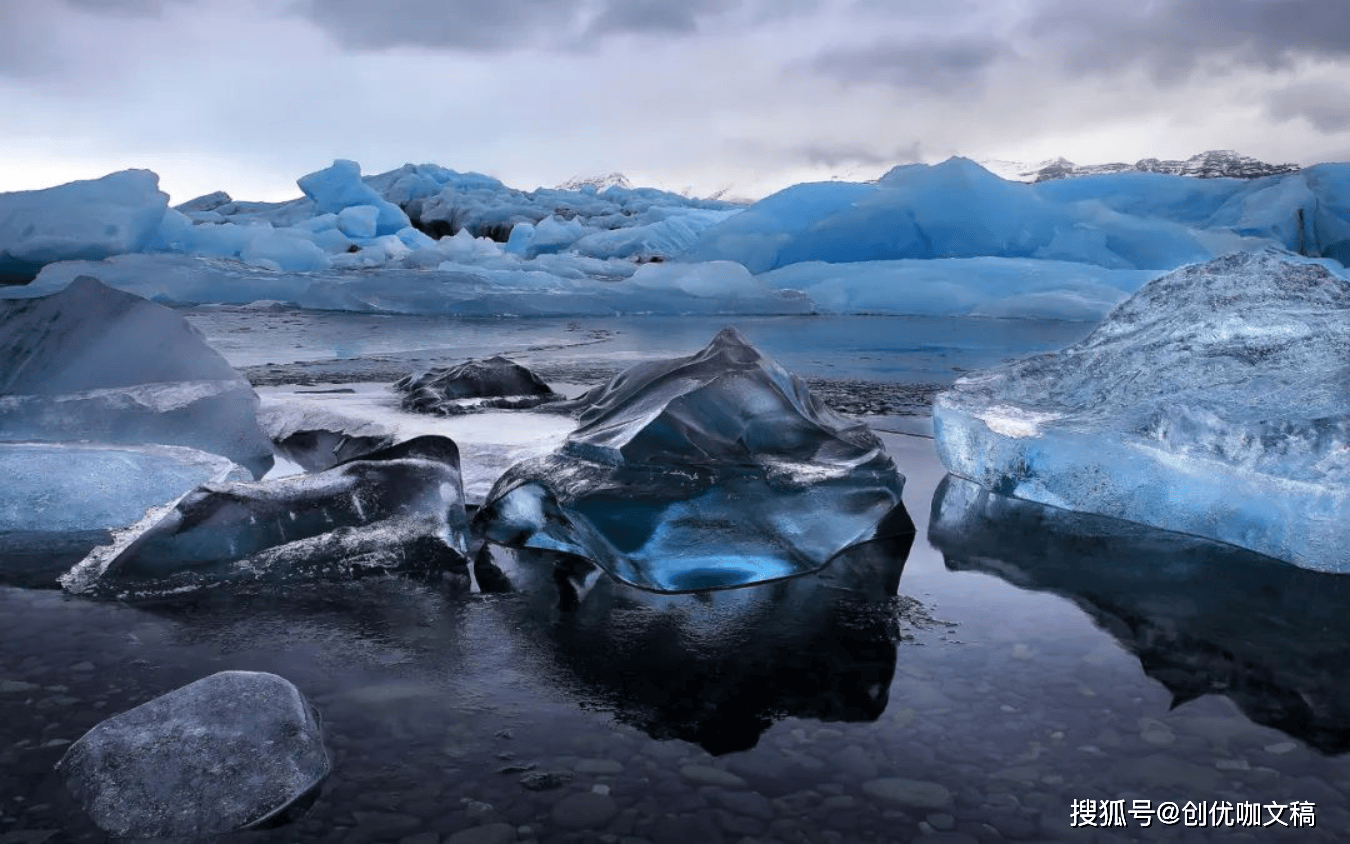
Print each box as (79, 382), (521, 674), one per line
(981, 150), (1302, 183)
(555, 172), (633, 192)
(1015, 151), (1296, 183)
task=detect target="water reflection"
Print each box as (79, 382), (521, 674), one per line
(479, 513), (915, 755)
(929, 474), (1350, 754)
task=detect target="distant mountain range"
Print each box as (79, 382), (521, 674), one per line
(980, 150), (1302, 183)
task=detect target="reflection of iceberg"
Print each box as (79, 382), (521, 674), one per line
(929, 474), (1350, 754)
(480, 528), (913, 754)
(476, 327), (911, 592)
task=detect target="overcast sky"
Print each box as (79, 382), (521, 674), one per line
(3, 0), (1349, 203)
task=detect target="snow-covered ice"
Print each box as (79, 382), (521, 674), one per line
(933, 250), (1350, 571)
(0, 275), (274, 476)
(57, 670), (329, 837)
(477, 328), (913, 592)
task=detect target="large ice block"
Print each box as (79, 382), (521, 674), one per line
(933, 250), (1350, 571)
(0, 170), (168, 283)
(0, 275), (274, 476)
(477, 327), (912, 592)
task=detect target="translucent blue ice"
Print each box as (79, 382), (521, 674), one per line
(933, 250), (1350, 572)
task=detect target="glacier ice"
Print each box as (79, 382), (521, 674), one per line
(0, 170), (168, 283)
(476, 327), (913, 592)
(0, 442), (248, 588)
(57, 670), (329, 837)
(930, 474), (1350, 752)
(394, 356), (562, 415)
(0, 275), (274, 477)
(297, 159), (410, 236)
(932, 250), (1350, 571)
(62, 436), (469, 599)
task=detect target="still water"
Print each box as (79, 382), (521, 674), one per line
(0, 312), (1345, 843)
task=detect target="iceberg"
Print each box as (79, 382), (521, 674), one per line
(63, 436), (470, 599)
(56, 671), (329, 837)
(296, 159), (410, 236)
(394, 356), (563, 415)
(0, 170), (168, 283)
(933, 250), (1350, 571)
(476, 327), (912, 592)
(930, 474), (1350, 753)
(0, 275), (274, 477)
(0, 442), (248, 588)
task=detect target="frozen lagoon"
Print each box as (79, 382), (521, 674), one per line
(2, 310), (1348, 842)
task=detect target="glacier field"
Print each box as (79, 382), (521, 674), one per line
(5, 155), (1350, 320)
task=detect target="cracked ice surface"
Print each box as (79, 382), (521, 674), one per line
(933, 250), (1350, 571)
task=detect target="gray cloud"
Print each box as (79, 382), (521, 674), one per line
(587, 0), (712, 35)
(812, 35), (1011, 94)
(794, 140), (922, 168)
(1026, 0), (1350, 80)
(1267, 78), (1350, 133)
(291, 0), (590, 52)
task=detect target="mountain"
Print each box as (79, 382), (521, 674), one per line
(555, 172), (633, 192)
(978, 151), (1301, 183)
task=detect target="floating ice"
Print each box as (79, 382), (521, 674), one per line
(63, 436), (470, 598)
(933, 250), (1350, 571)
(56, 671), (329, 838)
(930, 474), (1350, 752)
(0, 275), (274, 476)
(0, 170), (168, 283)
(477, 327), (912, 592)
(0, 442), (248, 588)
(297, 159), (410, 236)
(395, 356), (562, 415)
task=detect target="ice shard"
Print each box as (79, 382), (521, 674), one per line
(477, 327), (912, 592)
(933, 250), (1350, 572)
(63, 436), (470, 599)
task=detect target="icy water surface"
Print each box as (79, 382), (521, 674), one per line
(2, 312), (1348, 843)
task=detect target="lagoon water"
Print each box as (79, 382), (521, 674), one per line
(1, 311), (1346, 843)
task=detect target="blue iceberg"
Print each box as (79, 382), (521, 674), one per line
(476, 327), (912, 592)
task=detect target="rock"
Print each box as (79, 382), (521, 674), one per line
(55, 671), (329, 838)
(395, 357), (562, 416)
(861, 778), (954, 810)
(680, 765), (748, 789)
(447, 822), (517, 844)
(551, 791), (618, 829)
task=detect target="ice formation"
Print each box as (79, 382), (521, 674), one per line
(56, 671), (329, 837)
(394, 356), (562, 415)
(930, 474), (1350, 752)
(63, 436), (470, 598)
(0, 170), (168, 283)
(0, 442), (248, 588)
(0, 275), (273, 476)
(5, 156), (1350, 319)
(477, 327), (912, 592)
(932, 250), (1350, 571)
